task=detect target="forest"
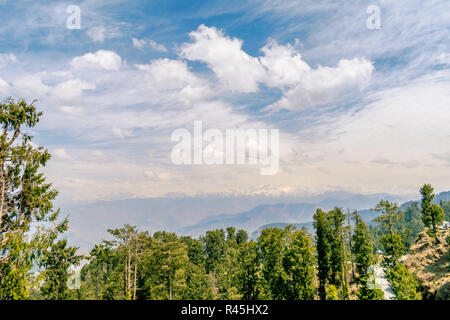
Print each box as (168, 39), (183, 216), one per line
(0, 99), (449, 300)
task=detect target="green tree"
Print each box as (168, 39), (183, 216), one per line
(201, 229), (226, 274)
(313, 208), (331, 300)
(237, 240), (265, 299)
(107, 225), (141, 299)
(282, 229), (315, 300)
(385, 264), (421, 300)
(0, 98), (67, 300)
(356, 274), (385, 300)
(328, 208), (348, 298)
(326, 284), (339, 300)
(89, 243), (110, 299)
(141, 231), (188, 300)
(40, 239), (82, 300)
(420, 184), (445, 238)
(374, 200), (404, 267)
(257, 227), (287, 299)
(352, 212), (375, 282)
(183, 261), (213, 299)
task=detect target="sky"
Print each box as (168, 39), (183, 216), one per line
(0, 0), (449, 203)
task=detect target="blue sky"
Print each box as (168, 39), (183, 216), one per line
(0, 0), (449, 202)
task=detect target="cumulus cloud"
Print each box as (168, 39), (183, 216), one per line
(268, 57), (374, 110)
(259, 40), (311, 88)
(180, 25), (266, 93)
(53, 79), (95, 103)
(180, 25), (374, 108)
(135, 58), (212, 105)
(70, 50), (122, 71)
(13, 74), (50, 98)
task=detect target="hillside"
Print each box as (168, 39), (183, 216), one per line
(404, 230), (450, 299)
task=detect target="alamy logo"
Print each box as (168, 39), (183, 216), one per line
(170, 121), (279, 175)
(66, 5), (81, 30)
(366, 5), (381, 30)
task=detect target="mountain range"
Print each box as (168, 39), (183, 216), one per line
(63, 191), (430, 249)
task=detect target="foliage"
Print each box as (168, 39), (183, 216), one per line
(0, 99), (67, 300)
(420, 184), (445, 237)
(352, 212), (375, 281)
(385, 264), (421, 300)
(40, 239), (82, 300)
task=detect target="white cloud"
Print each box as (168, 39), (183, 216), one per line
(53, 148), (73, 161)
(112, 127), (133, 139)
(180, 26), (374, 108)
(135, 58), (212, 105)
(0, 53), (17, 69)
(259, 40), (311, 88)
(437, 52), (450, 65)
(148, 40), (168, 52)
(132, 38), (167, 52)
(13, 73), (50, 98)
(53, 79), (95, 103)
(144, 168), (171, 181)
(268, 57), (374, 111)
(60, 105), (83, 116)
(0, 77), (10, 95)
(132, 37), (146, 49)
(180, 25), (266, 93)
(71, 50), (122, 71)
(86, 26), (106, 42)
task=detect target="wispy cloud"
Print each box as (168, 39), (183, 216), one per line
(0, 0), (448, 201)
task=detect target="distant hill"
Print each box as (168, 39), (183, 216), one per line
(179, 203), (317, 237)
(182, 191), (450, 240)
(435, 191), (450, 202)
(63, 191), (449, 250)
(178, 194), (412, 237)
(249, 209), (381, 240)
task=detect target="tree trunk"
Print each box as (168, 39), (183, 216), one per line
(127, 246), (131, 299)
(169, 256), (172, 300)
(133, 245), (137, 300)
(0, 161), (5, 226)
(347, 211), (355, 280)
(95, 265), (99, 300)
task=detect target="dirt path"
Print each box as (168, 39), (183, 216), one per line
(369, 265), (396, 300)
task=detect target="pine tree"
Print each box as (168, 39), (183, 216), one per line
(328, 208), (348, 299)
(374, 200), (404, 268)
(385, 264), (421, 300)
(352, 212), (375, 281)
(313, 208), (331, 300)
(0, 98), (68, 300)
(107, 224), (139, 299)
(420, 184), (445, 238)
(282, 229), (315, 300)
(257, 227), (285, 299)
(89, 243), (110, 299)
(237, 240), (264, 299)
(40, 239), (82, 300)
